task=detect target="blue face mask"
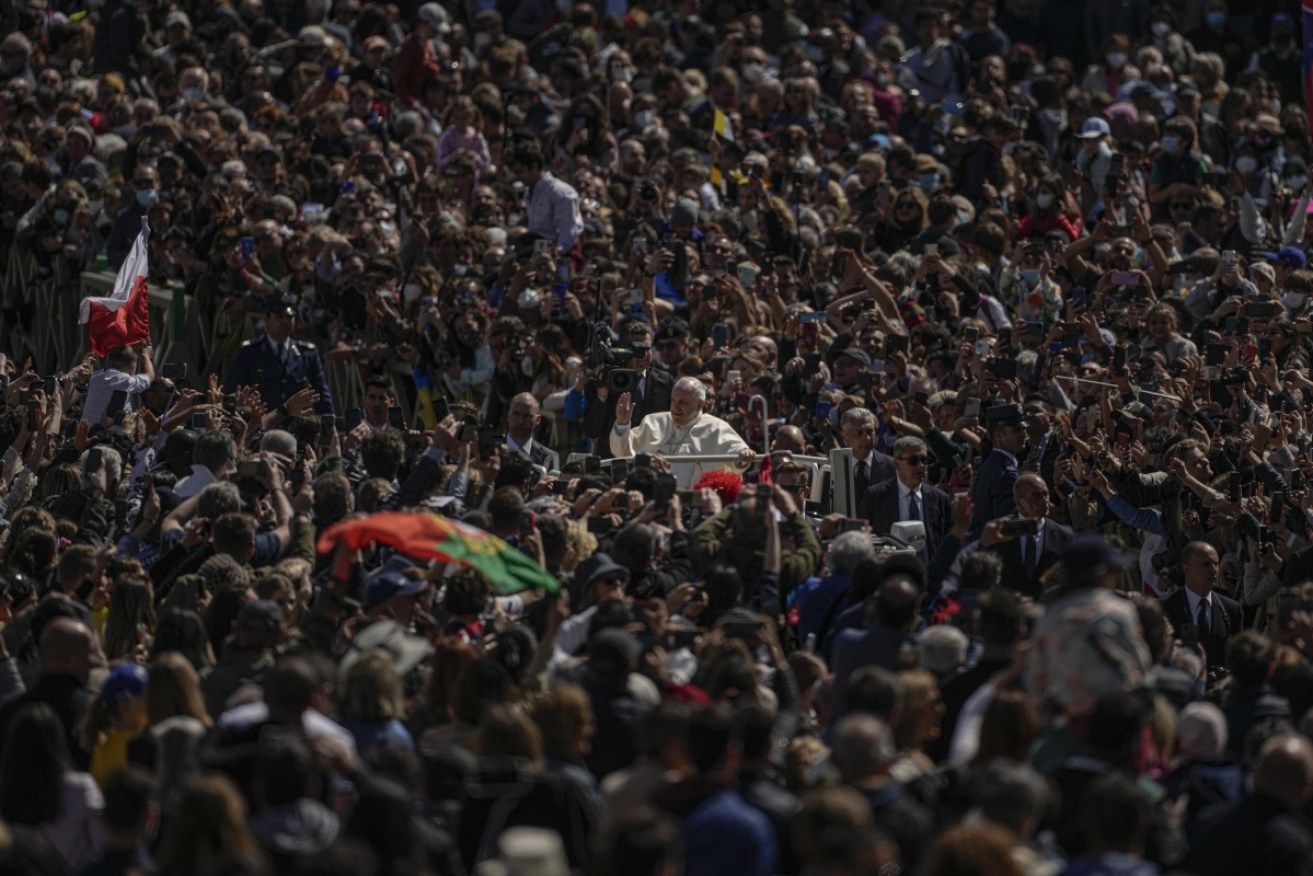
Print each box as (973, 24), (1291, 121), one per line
(136, 188), (158, 208)
(1021, 269), (1041, 287)
(1206, 11), (1226, 27)
(920, 173), (939, 190)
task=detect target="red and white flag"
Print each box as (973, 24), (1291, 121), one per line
(79, 219), (152, 357)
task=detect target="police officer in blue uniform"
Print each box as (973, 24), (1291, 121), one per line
(968, 402), (1028, 538)
(222, 293), (335, 415)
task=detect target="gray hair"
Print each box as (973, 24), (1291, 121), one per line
(260, 429), (298, 458)
(918, 624), (969, 677)
(829, 530), (874, 575)
(196, 481), (242, 521)
(891, 436), (927, 459)
(80, 446), (123, 489)
(673, 376), (708, 402)
(831, 714), (896, 782)
(839, 407), (875, 430)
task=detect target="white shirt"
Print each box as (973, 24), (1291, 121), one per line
(1186, 587), (1213, 628)
(173, 463), (218, 500)
(899, 480), (924, 521)
(83, 368), (153, 425)
(507, 434), (535, 456)
(1019, 519), (1046, 565)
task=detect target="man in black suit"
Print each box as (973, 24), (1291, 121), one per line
(983, 473), (1073, 600)
(505, 392), (560, 471)
(859, 435), (952, 561)
(1162, 541), (1243, 670)
(840, 406), (896, 499)
(969, 402), (1028, 538)
(582, 319), (673, 454)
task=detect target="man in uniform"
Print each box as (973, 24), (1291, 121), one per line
(223, 293), (335, 415)
(969, 402), (1027, 538)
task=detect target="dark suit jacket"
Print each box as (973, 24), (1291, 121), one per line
(818, 450), (896, 515)
(985, 518), (1072, 601)
(222, 334), (336, 414)
(969, 448), (1020, 538)
(859, 477), (952, 559)
(1162, 587), (1243, 669)
(582, 367), (673, 449)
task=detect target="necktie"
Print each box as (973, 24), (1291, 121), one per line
(855, 460), (869, 494)
(1023, 533), (1038, 575)
(907, 489), (921, 522)
(1197, 597), (1210, 635)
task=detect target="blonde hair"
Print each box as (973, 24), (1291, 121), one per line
(147, 651), (212, 727)
(339, 650), (407, 721)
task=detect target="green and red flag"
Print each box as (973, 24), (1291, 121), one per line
(317, 512), (560, 596)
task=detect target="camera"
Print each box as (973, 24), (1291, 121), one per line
(638, 180), (658, 201)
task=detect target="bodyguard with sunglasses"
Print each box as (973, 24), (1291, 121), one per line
(858, 435), (953, 560)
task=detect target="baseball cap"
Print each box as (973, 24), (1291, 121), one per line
(1078, 117), (1111, 139)
(836, 347), (872, 369)
(363, 567), (428, 612)
(417, 2), (452, 33)
(236, 600), (283, 635)
(298, 25), (327, 48)
(165, 10), (191, 28)
(101, 664), (148, 707)
(1262, 246), (1307, 269)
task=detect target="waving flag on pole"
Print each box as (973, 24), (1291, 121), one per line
(80, 220), (152, 357)
(1305, 0), (1313, 134)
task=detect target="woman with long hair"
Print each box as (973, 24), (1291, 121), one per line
(151, 607), (216, 671)
(554, 92), (617, 178)
(338, 650), (416, 756)
(155, 773), (266, 876)
(890, 669), (946, 785)
(101, 575), (157, 662)
(129, 652), (214, 810)
(0, 703), (106, 871)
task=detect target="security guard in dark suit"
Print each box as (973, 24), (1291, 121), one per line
(222, 293), (336, 415)
(969, 403), (1028, 539)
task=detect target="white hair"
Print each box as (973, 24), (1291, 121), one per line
(829, 530), (874, 574)
(918, 625), (969, 677)
(259, 429), (298, 458)
(673, 376), (708, 402)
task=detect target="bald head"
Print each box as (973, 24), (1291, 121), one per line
(507, 392), (542, 443)
(39, 617), (97, 684)
(1013, 473), (1051, 520)
(1253, 734), (1313, 808)
(772, 425), (806, 453)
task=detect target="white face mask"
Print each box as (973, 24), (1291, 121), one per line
(181, 87), (205, 102)
(1151, 21), (1171, 37)
(402, 283), (422, 303)
(1036, 192), (1055, 209)
(518, 288), (540, 310)
(1236, 156), (1259, 175)
(742, 61), (765, 82)
(1106, 51), (1128, 68)
(632, 110), (654, 129)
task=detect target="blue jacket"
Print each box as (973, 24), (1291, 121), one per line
(682, 789), (776, 876)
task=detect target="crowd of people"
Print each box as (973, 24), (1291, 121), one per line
(7, 0), (1313, 874)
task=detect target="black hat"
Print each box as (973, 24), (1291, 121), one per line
(654, 321), (689, 341)
(985, 403), (1028, 429)
(573, 552), (629, 592)
(262, 292), (297, 315)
